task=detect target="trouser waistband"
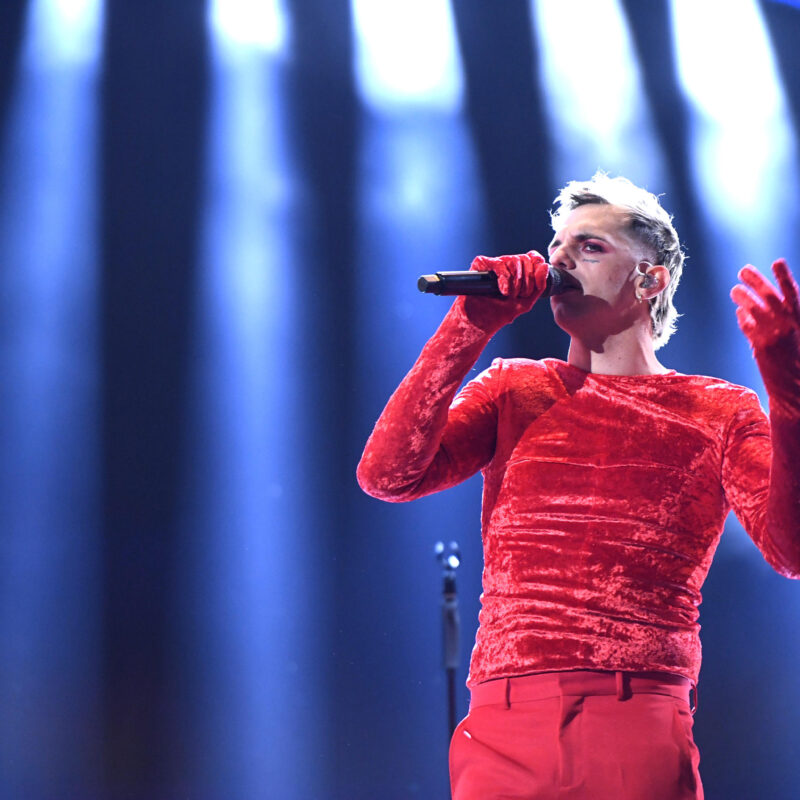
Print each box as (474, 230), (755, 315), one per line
(470, 670), (697, 714)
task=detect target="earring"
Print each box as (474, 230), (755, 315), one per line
(636, 292), (643, 303)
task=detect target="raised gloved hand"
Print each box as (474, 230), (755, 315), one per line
(731, 259), (799, 348)
(730, 259), (800, 415)
(454, 250), (550, 335)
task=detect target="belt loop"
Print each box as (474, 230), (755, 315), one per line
(504, 677), (511, 709)
(690, 682), (699, 715)
(615, 671), (624, 701)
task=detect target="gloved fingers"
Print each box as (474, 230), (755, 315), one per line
(732, 261), (800, 349)
(730, 283), (766, 317)
(513, 255), (530, 297)
(524, 250), (548, 296)
(735, 305), (757, 339)
(731, 284), (785, 339)
(469, 251), (547, 299)
(495, 257), (514, 296)
(772, 258), (800, 318)
(499, 251), (548, 298)
(469, 255), (496, 274)
(734, 261), (800, 329)
(736, 265), (785, 316)
(470, 255), (509, 295)
(493, 255), (519, 297)
(513, 255), (526, 297)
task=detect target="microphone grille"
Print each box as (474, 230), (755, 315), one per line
(417, 274), (441, 294)
(547, 267), (567, 296)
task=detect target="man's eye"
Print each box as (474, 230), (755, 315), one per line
(583, 243), (602, 252)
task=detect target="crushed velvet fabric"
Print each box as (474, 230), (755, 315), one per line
(357, 300), (800, 688)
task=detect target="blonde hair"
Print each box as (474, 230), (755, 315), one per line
(550, 172), (684, 350)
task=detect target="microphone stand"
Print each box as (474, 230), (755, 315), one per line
(435, 541), (461, 740)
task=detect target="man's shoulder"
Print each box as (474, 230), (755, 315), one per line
(486, 356), (550, 370)
(662, 372), (766, 424)
(485, 356), (563, 374)
(478, 356), (557, 386)
(676, 372), (761, 401)
(469, 357), (565, 402)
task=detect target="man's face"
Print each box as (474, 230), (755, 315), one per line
(547, 203), (650, 340)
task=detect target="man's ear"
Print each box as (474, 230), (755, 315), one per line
(637, 261), (670, 300)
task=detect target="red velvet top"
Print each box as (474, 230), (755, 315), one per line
(357, 304), (800, 688)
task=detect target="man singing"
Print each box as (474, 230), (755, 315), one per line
(356, 174), (800, 799)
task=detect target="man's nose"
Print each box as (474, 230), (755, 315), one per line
(549, 245), (575, 270)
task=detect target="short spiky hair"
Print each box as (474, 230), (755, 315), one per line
(550, 172), (685, 350)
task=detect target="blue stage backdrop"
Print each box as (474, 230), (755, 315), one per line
(1, 1), (799, 798)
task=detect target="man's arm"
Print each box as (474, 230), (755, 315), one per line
(727, 259), (800, 576)
(357, 252), (549, 502)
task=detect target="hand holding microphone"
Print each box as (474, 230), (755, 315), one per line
(434, 251), (555, 334)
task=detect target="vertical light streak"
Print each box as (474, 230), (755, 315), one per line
(351, 0), (463, 113)
(531, 0), (666, 190)
(178, 3), (320, 798)
(350, 41), (487, 766)
(670, 0), (799, 390)
(209, 0), (289, 55)
(23, 0), (104, 66)
(671, 0), (796, 252)
(0, 0), (103, 796)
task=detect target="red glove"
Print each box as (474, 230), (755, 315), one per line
(454, 250), (550, 335)
(731, 259), (800, 348)
(730, 258), (800, 415)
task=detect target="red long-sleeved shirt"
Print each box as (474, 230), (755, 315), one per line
(357, 309), (800, 687)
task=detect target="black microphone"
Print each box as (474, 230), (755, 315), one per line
(417, 267), (572, 297)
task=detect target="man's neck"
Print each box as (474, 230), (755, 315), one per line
(567, 329), (669, 376)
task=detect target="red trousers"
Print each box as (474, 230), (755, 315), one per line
(449, 670), (703, 800)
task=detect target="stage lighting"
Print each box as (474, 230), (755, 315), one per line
(531, 0), (664, 187)
(0, 0), (103, 794)
(670, 0), (799, 410)
(670, 0), (796, 241)
(351, 0), (463, 113)
(23, 0), (104, 66)
(208, 0), (288, 54)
